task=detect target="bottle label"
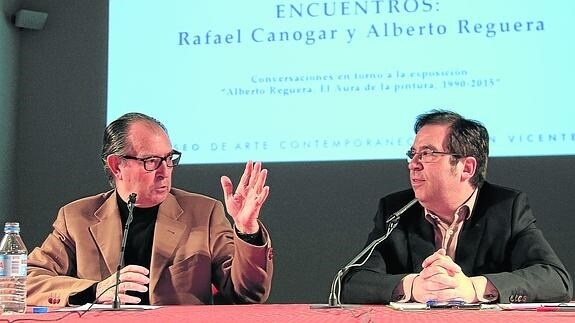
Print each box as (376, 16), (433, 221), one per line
(0, 254), (27, 276)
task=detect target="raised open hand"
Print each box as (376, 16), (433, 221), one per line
(220, 161), (270, 233)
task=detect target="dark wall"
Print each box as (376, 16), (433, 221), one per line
(15, 0), (109, 241)
(0, 0), (19, 219)
(13, 0), (575, 303)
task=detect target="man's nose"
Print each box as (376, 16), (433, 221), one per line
(155, 159), (171, 173)
(408, 158), (422, 170)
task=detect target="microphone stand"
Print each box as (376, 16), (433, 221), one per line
(112, 193), (137, 309)
(322, 198), (419, 308)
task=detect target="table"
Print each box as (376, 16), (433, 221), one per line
(3, 304), (574, 322)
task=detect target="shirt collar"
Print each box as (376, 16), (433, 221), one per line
(425, 188), (478, 225)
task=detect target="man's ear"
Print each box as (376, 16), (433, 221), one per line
(106, 155), (123, 180)
(461, 156), (477, 182)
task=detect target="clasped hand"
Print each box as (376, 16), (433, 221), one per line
(95, 265), (149, 304)
(220, 161), (270, 234)
(412, 249), (477, 303)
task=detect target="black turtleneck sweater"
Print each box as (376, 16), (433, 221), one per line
(117, 193), (158, 305)
(69, 193), (158, 305)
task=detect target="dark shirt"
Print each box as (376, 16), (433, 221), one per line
(118, 193), (158, 305)
(69, 193), (157, 305)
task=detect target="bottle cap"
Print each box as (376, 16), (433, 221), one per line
(4, 222), (20, 234)
(32, 306), (49, 313)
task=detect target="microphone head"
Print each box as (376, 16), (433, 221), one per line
(385, 198), (419, 224)
(128, 193), (137, 204)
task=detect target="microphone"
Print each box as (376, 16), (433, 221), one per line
(112, 193), (137, 309)
(324, 198), (419, 308)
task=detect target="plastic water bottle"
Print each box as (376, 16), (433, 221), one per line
(0, 222), (27, 314)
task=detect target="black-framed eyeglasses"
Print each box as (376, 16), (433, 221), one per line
(406, 148), (461, 163)
(120, 150), (182, 171)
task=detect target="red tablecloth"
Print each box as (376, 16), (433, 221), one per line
(4, 304), (575, 322)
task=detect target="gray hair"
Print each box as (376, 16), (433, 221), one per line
(101, 112), (168, 187)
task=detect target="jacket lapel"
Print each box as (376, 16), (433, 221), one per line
(90, 191), (123, 275)
(456, 188), (488, 274)
(149, 193), (186, 294)
(406, 207), (436, 270)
